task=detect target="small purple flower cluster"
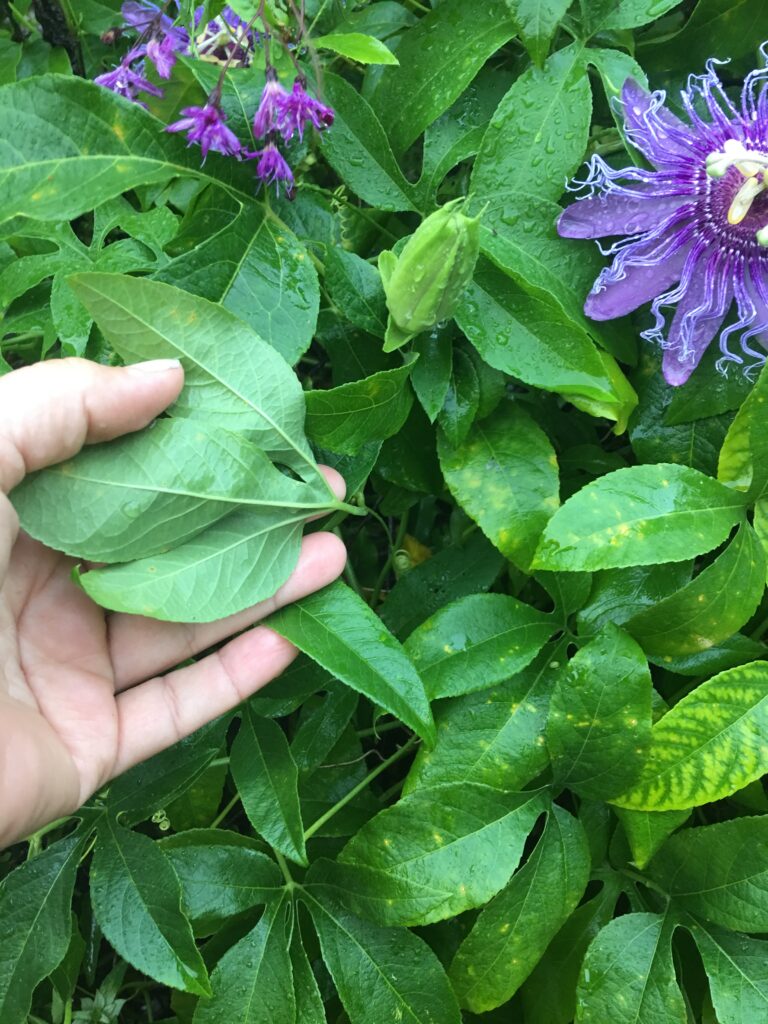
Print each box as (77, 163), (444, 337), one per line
(94, 2), (334, 197)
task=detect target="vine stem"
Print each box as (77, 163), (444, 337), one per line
(303, 736), (417, 841)
(208, 791), (241, 829)
(275, 850), (295, 887)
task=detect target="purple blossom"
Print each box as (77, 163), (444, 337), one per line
(194, 6), (254, 64)
(146, 35), (178, 78)
(558, 54), (768, 386)
(253, 73), (289, 139)
(246, 143), (295, 196)
(122, 1), (188, 51)
(277, 80), (334, 142)
(94, 45), (163, 103)
(166, 104), (241, 161)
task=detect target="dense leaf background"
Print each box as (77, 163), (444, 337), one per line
(3, 1), (768, 1022)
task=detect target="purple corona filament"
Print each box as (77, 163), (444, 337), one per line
(558, 52), (768, 386)
(245, 143), (295, 196)
(277, 80), (334, 142)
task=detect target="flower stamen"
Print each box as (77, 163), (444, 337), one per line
(728, 174), (766, 224)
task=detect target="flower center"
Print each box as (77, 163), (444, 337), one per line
(706, 139), (768, 241)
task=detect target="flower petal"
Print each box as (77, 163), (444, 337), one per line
(558, 193), (685, 239)
(584, 237), (689, 321)
(621, 79), (697, 166)
(661, 254), (732, 385)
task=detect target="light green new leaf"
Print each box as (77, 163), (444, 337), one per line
(534, 464), (746, 571)
(471, 45), (592, 205)
(612, 662), (768, 811)
(193, 897), (295, 1024)
(318, 72), (417, 211)
(230, 710), (307, 866)
(90, 820), (211, 996)
(450, 806), (590, 1012)
(68, 273), (317, 471)
(649, 817), (768, 932)
(305, 889), (461, 1024)
(404, 640), (566, 794)
(323, 784), (548, 926)
(160, 830), (283, 936)
(719, 358), (768, 501)
(404, 593), (554, 699)
(305, 363), (414, 454)
(439, 401), (560, 571)
(12, 418), (332, 563)
(314, 32), (399, 64)
(547, 624), (652, 801)
(0, 835), (83, 1024)
(369, 0), (517, 155)
(692, 923), (768, 1024)
(623, 523), (765, 656)
(268, 581), (435, 744)
(575, 912), (686, 1024)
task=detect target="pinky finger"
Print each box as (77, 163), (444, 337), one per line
(111, 625), (297, 778)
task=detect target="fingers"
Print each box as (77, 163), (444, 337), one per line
(0, 357), (184, 493)
(109, 530), (347, 691)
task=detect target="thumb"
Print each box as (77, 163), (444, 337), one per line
(0, 357), (184, 494)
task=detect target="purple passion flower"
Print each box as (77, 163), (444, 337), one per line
(166, 104), (241, 161)
(277, 80), (334, 142)
(558, 55), (768, 386)
(246, 143), (295, 196)
(94, 45), (163, 103)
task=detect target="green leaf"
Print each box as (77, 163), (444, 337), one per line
(577, 561), (693, 636)
(648, 817), (768, 932)
(160, 830), (283, 936)
(268, 580), (435, 743)
(439, 400), (560, 571)
(404, 640), (565, 794)
(581, 0), (681, 32)
(0, 75), (251, 224)
(547, 624), (652, 800)
(290, 683), (358, 773)
(305, 889), (461, 1024)
(324, 247), (387, 337)
(0, 835), (83, 1024)
(450, 806), (590, 1012)
(369, 0), (517, 155)
(155, 190), (320, 365)
(718, 358), (768, 501)
(612, 662), (768, 811)
(575, 913), (686, 1024)
(471, 45), (591, 205)
(623, 524), (765, 656)
(305, 362), (414, 454)
(90, 820), (211, 996)
(289, 923), (326, 1024)
(314, 32), (398, 64)
(613, 808), (690, 870)
(404, 593), (554, 699)
(692, 923), (768, 1024)
(411, 329), (453, 423)
(380, 532), (503, 639)
(68, 273), (316, 469)
(456, 259), (621, 406)
(322, 784), (548, 925)
(534, 464), (746, 571)
(521, 881), (619, 1024)
(640, 0), (767, 76)
(12, 418), (330, 563)
(230, 710), (307, 866)
(505, 0), (572, 65)
(106, 717), (228, 825)
(437, 347), (479, 447)
(193, 897), (295, 1024)
(318, 72), (417, 211)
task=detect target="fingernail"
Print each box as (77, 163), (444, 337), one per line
(129, 358), (182, 374)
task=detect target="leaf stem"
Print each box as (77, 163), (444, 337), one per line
(370, 509), (409, 608)
(275, 850), (295, 888)
(209, 791), (241, 829)
(303, 736), (417, 840)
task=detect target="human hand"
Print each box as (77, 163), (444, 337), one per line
(0, 358), (346, 848)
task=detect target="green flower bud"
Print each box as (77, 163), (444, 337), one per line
(379, 198), (482, 352)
